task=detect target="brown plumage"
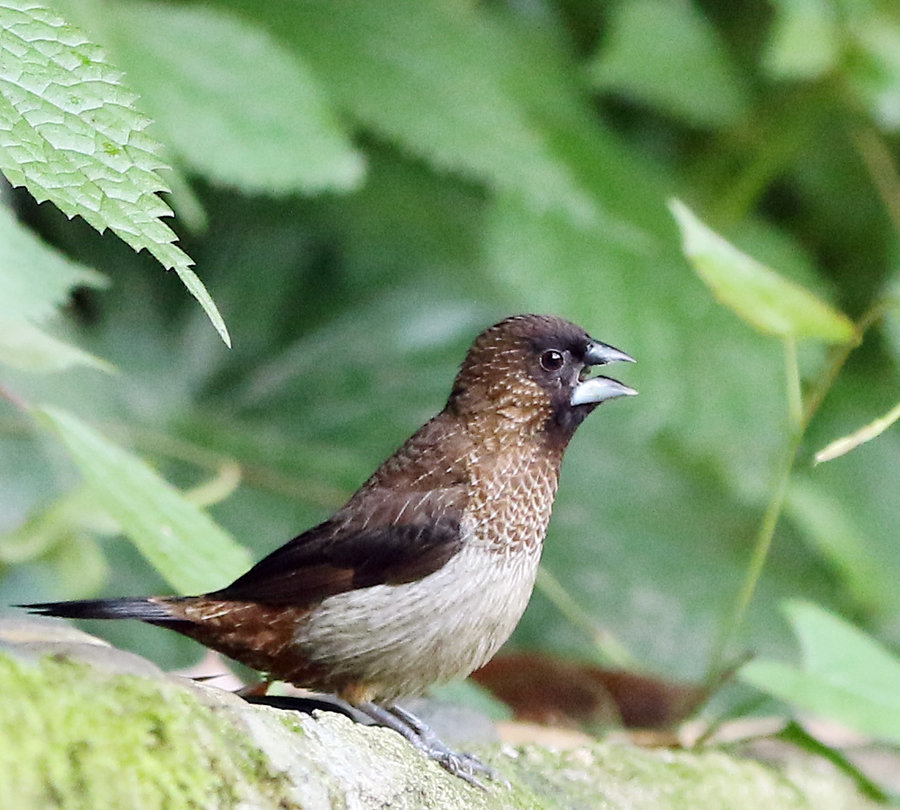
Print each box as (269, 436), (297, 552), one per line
(24, 314), (636, 783)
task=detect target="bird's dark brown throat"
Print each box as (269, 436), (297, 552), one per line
(22, 314), (636, 786)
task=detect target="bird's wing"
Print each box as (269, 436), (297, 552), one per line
(210, 486), (467, 607)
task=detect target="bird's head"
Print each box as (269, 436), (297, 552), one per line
(447, 314), (636, 442)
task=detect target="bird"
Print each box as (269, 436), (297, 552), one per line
(22, 314), (636, 785)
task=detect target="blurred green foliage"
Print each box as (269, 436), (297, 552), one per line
(741, 600), (900, 747)
(1, 0), (899, 712)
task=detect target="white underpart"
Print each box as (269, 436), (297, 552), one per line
(292, 533), (542, 701)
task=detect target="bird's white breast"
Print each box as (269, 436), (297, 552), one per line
(292, 523), (543, 702)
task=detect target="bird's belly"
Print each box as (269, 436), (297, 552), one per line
(291, 541), (542, 701)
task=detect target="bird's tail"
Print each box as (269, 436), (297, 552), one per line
(20, 597), (185, 624)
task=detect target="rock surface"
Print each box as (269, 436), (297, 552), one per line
(0, 617), (881, 809)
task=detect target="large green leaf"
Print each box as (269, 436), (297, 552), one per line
(0, 318), (112, 373)
(848, 9), (900, 131)
(0, 204), (106, 321)
(0, 204), (111, 373)
(740, 601), (900, 745)
(56, 0), (364, 195)
(762, 0), (840, 80)
(221, 0), (600, 226)
(37, 406), (252, 595)
(785, 482), (894, 614)
(670, 200), (857, 343)
(0, 1), (229, 345)
(589, 0), (748, 126)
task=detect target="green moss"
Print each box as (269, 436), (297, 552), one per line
(0, 640), (880, 810)
(277, 711), (307, 737)
(489, 742), (875, 810)
(0, 654), (285, 810)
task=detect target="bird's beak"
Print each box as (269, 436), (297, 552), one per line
(571, 375), (637, 406)
(571, 339), (637, 406)
(583, 340), (635, 366)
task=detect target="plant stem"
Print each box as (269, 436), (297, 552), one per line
(802, 298), (897, 429)
(705, 341), (803, 684)
(854, 127), (900, 235)
(784, 338), (802, 430)
(535, 567), (640, 670)
(704, 299), (895, 686)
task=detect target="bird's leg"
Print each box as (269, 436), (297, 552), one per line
(386, 704), (494, 775)
(357, 701), (493, 788)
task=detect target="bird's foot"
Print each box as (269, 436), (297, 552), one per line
(358, 701), (498, 789)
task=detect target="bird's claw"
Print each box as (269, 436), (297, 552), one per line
(357, 701), (502, 789)
(433, 751), (490, 790)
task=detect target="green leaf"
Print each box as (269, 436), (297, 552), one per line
(0, 485), (120, 567)
(762, 0), (840, 80)
(785, 482), (893, 612)
(849, 12), (900, 131)
(0, 204), (112, 372)
(171, 266), (230, 349)
(37, 406), (252, 595)
(0, 318), (113, 373)
(669, 200), (858, 343)
(48, 530), (110, 599)
(777, 721), (888, 802)
(0, 2), (229, 345)
(1, 485), (113, 598)
(814, 400), (900, 463)
(882, 275), (900, 365)
(588, 0), (748, 127)
(740, 600), (900, 745)
(58, 1), (364, 195)
(232, 0), (600, 225)
(789, 599), (900, 693)
(0, 204), (106, 322)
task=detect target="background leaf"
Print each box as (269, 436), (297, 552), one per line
(0, 204), (106, 321)
(221, 0), (610, 228)
(785, 482), (894, 615)
(0, 1), (228, 344)
(670, 200), (858, 343)
(37, 406), (252, 595)
(589, 0), (748, 126)
(740, 601), (900, 745)
(55, 0), (365, 195)
(848, 10), (900, 131)
(0, 319), (112, 373)
(0, 203), (110, 372)
(762, 0), (840, 80)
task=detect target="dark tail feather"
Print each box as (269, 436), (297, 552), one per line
(18, 597), (184, 623)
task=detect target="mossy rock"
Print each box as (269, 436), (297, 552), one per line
(0, 618), (880, 809)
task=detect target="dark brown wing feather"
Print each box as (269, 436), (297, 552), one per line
(210, 486), (467, 607)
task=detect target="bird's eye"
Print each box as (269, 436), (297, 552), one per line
(539, 349), (565, 372)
